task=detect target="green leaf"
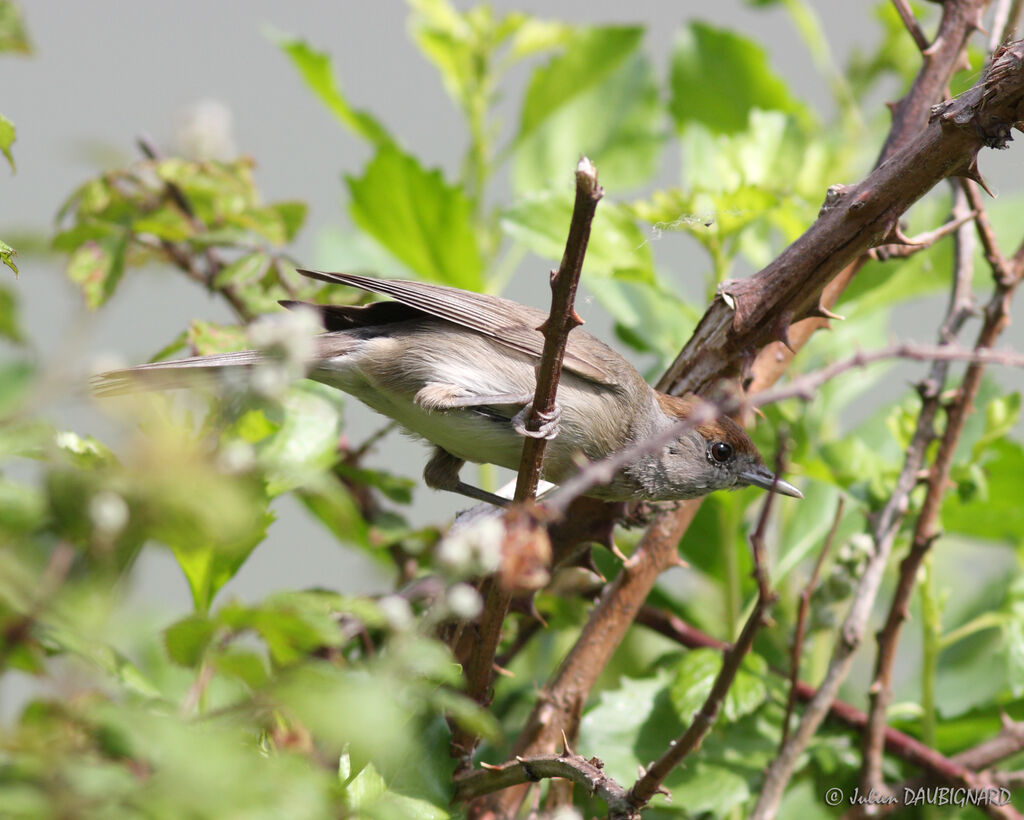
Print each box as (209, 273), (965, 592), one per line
(0, 237), (15, 274)
(258, 384), (344, 496)
(518, 26), (644, 143)
(66, 233), (129, 309)
(274, 34), (394, 148)
(0, 2), (32, 54)
(0, 112), (15, 170)
(501, 192), (653, 278)
(669, 648), (768, 724)
(513, 51), (664, 193)
(943, 439), (1024, 542)
(163, 614), (216, 667)
(409, 0), (525, 115)
(0, 281), (22, 341)
(0, 360), (32, 417)
(669, 21), (810, 135)
(272, 201), (308, 242)
(187, 319), (248, 355)
(212, 252), (270, 289)
(347, 144), (483, 289)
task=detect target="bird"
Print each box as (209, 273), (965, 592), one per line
(94, 270), (802, 507)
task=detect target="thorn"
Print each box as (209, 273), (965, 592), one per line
(773, 311), (795, 354)
(611, 541), (629, 563)
(480, 761), (502, 771)
(666, 552), (689, 569)
(808, 304), (846, 321)
(492, 663), (515, 678)
(885, 100), (899, 115)
(962, 158), (995, 197)
(560, 729), (574, 756)
(569, 309), (585, 327)
(891, 225), (920, 246)
(922, 35), (943, 57)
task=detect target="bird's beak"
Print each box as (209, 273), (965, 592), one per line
(738, 465), (803, 499)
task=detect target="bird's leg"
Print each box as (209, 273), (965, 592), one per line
(414, 383), (562, 441)
(423, 447), (510, 508)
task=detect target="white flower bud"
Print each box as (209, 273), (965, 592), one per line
(89, 491), (129, 536)
(446, 583), (482, 620)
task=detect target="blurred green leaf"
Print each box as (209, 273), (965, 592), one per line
(0, 1), (31, 54)
(514, 50), (664, 193)
(66, 233), (128, 309)
(163, 614), (215, 667)
(518, 26), (643, 143)
(187, 319), (248, 355)
(275, 35), (394, 148)
(669, 21), (810, 135)
(501, 192), (653, 277)
(0, 112), (15, 170)
(943, 439), (1024, 542)
(258, 384), (343, 496)
(347, 144), (483, 289)
(0, 281), (22, 341)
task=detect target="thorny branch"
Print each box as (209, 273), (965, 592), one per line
(634, 609), (1024, 803)
(780, 498), (844, 748)
(454, 751), (638, 820)
(451, 158), (602, 767)
(859, 183), (1024, 809)
(472, 26), (1024, 820)
(627, 447), (786, 810)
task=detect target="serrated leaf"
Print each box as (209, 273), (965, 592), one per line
(669, 21), (810, 135)
(943, 439), (1024, 542)
(274, 34), (394, 148)
(347, 144), (483, 289)
(669, 648), (768, 724)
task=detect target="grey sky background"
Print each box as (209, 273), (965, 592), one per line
(2, 2), (1021, 615)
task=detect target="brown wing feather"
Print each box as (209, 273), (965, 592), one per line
(295, 270), (622, 387)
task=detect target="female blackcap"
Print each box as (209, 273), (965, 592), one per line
(95, 270), (802, 506)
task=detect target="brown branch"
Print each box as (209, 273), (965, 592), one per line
(859, 187), (1024, 805)
(878, 0), (989, 165)
(780, 498), (844, 748)
(454, 752), (637, 819)
(451, 158), (602, 767)
(868, 208), (977, 260)
(753, 183), (981, 820)
(659, 35), (1024, 399)
(634, 609), (1024, 807)
(471, 26), (1019, 820)
(892, 0), (932, 53)
(627, 447), (785, 810)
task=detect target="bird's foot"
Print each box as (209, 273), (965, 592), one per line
(512, 402), (562, 440)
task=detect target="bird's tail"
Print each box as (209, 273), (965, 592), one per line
(92, 349), (268, 397)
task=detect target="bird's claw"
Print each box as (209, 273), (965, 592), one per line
(513, 403), (562, 440)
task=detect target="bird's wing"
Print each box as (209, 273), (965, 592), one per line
(295, 270), (621, 387)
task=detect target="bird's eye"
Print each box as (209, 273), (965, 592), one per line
(709, 441), (733, 463)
